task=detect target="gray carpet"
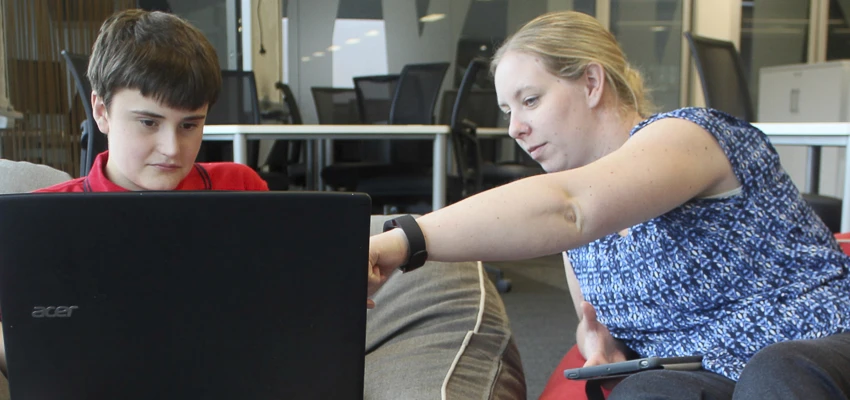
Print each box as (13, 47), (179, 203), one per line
(488, 254), (578, 400)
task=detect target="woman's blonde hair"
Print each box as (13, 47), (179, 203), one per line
(491, 11), (654, 117)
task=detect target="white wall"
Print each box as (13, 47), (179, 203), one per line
(284, 0), (338, 123)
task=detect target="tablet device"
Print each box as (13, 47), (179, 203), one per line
(564, 355), (703, 381)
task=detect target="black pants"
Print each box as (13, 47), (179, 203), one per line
(605, 333), (850, 400)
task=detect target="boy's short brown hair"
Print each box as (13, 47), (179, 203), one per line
(88, 9), (221, 111)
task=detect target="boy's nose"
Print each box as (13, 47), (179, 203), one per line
(158, 130), (180, 157)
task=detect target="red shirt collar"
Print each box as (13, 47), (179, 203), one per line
(85, 151), (211, 192)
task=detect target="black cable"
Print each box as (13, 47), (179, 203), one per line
(257, 0), (266, 55)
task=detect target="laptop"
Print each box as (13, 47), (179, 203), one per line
(0, 191), (371, 399)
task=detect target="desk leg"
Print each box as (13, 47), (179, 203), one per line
(233, 133), (247, 165)
(432, 134), (447, 210)
(306, 140), (315, 190)
(318, 139), (331, 191)
(841, 143), (850, 232)
(806, 146), (822, 193)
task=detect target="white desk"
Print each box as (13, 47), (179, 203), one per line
(204, 124), (461, 209)
(755, 122), (850, 231)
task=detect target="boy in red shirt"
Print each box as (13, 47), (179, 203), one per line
(0, 8), (266, 376)
(37, 9), (267, 193)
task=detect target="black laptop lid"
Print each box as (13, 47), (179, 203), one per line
(0, 191), (370, 400)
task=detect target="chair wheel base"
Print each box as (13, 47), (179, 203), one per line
(496, 279), (512, 293)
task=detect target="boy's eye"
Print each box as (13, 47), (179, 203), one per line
(181, 123), (199, 130)
(139, 119), (157, 128)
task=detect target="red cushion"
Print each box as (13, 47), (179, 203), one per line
(539, 345), (612, 399)
(836, 233), (850, 256)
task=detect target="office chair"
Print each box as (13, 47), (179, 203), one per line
(202, 70), (262, 166)
(388, 62), (451, 167)
(323, 64), (450, 199)
(318, 75), (400, 191)
(355, 74), (400, 125)
(204, 70), (289, 190)
(685, 32), (842, 232)
(312, 87), (360, 125)
(353, 62), (451, 213)
(311, 87), (362, 163)
(263, 82), (306, 188)
(61, 50), (107, 177)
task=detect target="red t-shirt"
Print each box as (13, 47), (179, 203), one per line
(35, 151), (269, 192)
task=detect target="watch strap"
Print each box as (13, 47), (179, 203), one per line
(382, 215), (428, 272)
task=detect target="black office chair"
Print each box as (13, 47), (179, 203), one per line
(685, 32), (842, 232)
(323, 64), (451, 199)
(263, 82), (306, 189)
(203, 70), (289, 190)
(312, 87), (360, 125)
(355, 74), (400, 125)
(203, 70), (261, 164)
(311, 87), (362, 163)
(354, 62), (451, 213)
(61, 50), (107, 177)
(388, 62), (451, 167)
(318, 75), (401, 191)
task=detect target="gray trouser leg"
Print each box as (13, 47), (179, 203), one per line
(733, 332), (850, 400)
(607, 370), (735, 400)
(607, 332), (850, 400)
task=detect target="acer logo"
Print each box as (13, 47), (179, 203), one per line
(32, 306), (78, 318)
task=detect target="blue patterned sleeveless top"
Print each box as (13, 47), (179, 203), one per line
(568, 107), (850, 380)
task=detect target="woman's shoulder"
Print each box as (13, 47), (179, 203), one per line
(633, 107), (750, 134)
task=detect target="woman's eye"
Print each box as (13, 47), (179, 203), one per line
(523, 96), (538, 107)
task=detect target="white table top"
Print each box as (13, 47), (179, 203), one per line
(205, 122), (850, 140)
(203, 124), (452, 140)
(202, 124), (514, 139)
(753, 122), (850, 135)
(753, 122), (850, 146)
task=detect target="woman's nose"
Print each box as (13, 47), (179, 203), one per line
(508, 115), (528, 139)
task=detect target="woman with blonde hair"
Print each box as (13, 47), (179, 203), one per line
(367, 10), (850, 400)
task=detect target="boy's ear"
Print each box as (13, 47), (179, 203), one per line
(91, 92), (110, 134)
(583, 63), (606, 109)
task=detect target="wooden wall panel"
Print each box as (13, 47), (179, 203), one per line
(1, 0), (133, 177)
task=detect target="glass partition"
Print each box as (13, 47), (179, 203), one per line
(610, 0), (685, 112)
(284, 0), (595, 123)
(740, 0), (809, 116)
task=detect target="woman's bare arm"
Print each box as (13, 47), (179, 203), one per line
(411, 118), (739, 263)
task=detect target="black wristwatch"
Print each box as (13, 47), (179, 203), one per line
(382, 215), (428, 273)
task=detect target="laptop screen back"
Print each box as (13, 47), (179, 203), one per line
(0, 191), (370, 400)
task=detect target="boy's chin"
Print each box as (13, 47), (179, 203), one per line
(136, 168), (189, 191)
(137, 176), (182, 191)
